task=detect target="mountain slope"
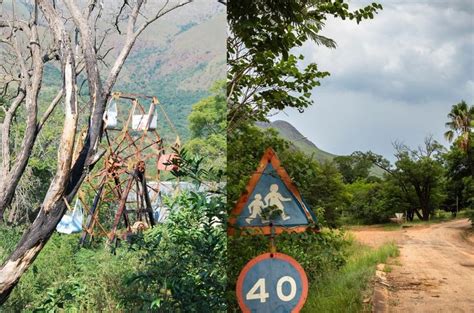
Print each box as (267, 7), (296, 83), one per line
(111, 3), (226, 140)
(257, 120), (336, 163)
(259, 120), (385, 177)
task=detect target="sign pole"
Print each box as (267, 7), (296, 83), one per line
(269, 222), (276, 254)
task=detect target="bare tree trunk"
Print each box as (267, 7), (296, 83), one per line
(0, 4), (45, 218)
(0, 0), (77, 300)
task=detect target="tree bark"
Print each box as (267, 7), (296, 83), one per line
(0, 0), (77, 300)
(0, 12), (42, 218)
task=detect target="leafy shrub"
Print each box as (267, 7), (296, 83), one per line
(466, 209), (474, 227)
(0, 226), (24, 263)
(123, 191), (227, 312)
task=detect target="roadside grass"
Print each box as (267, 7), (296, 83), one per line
(302, 240), (399, 313)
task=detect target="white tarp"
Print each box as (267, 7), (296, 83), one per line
(105, 100), (118, 128)
(132, 113), (157, 130)
(56, 199), (83, 234)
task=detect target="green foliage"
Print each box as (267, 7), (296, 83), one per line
(3, 233), (139, 311)
(343, 179), (401, 224)
(466, 209), (474, 227)
(334, 155), (373, 184)
(0, 226), (25, 263)
(443, 144), (474, 210)
(2, 149), (226, 312)
(227, 229), (348, 311)
(393, 143), (445, 220)
(227, 0), (382, 128)
(352, 139), (446, 222)
(123, 151), (227, 312)
(444, 100), (473, 152)
(0, 96), (6, 122)
(282, 153), (347, 226)
(186, 81), (226, 172)
(124, 191), (226, 312)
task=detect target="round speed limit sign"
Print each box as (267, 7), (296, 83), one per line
(236, 253), (308, 312)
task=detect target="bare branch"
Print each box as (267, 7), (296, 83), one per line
(37, 88), (63, 133)
(102, 0), (192, 98)
(1, 89), (25, 171)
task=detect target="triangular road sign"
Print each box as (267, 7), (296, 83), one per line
(228, 148), (317, 235)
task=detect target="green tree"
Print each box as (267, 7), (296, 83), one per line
(343, 178), (408, 224)
(444, 100), (474, 177)
(392, 140), (445, 221)
(186, 81), (226, 172)
(360, 138), (445, 221)
(442, 101), (473, 224)
(334, 154), (373, 184)
(227, 0), (382, 130)
(444, 100), (473, 152)
(443, 144), (473, 208)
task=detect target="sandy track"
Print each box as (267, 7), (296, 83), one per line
(351, 219), (474, 313)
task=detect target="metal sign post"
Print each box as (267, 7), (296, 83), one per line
(231, 148), (317, 311)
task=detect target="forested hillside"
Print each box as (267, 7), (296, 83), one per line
(41, 1), (226, 141)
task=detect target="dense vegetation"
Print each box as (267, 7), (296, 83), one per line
(0, 80), (227, 311)
(0, 191), (226, 311)
(185, 81), (226, 172)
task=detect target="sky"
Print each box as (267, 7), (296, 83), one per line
(271, 0), (474, 162)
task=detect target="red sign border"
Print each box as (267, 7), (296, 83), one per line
(228, 148), (316, 235)
(236, 252), (309, 313)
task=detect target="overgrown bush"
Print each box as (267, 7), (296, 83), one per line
(124, 191), (227, 312)
(3, 233), (138, 311)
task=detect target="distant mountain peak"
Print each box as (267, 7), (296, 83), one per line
(257, 120), (336, 162)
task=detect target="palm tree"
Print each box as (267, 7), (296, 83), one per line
(444, 100), (474, 177)
(444, 100), (473, 151)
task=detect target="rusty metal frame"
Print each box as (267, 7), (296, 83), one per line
(78, 93), (176, 246)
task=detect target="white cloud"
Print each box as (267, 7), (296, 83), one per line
(277, 0), (474, 162)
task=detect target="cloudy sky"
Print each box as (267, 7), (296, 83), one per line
(271, 0), (474, 162)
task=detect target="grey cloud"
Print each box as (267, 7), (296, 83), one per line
(277, 1), (473, 162)
(300, 1), (473, 103)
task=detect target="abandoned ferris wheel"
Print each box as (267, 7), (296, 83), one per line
(72, 92), (180, 247)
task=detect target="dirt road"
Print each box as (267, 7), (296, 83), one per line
(351, 219), (474, 313)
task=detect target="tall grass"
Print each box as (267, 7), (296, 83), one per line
(302, 241), (399, 313)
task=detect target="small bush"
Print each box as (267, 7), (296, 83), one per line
(466, 209), (474, 227)
(123, 191), (227, 312)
